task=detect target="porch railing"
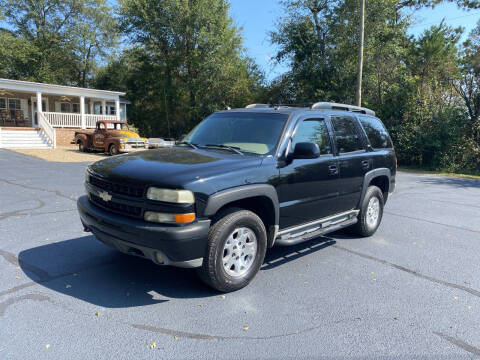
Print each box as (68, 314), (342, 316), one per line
(43, 112), (117, 128)
(85, 114), (117, 128)
(38, 112), (56, 148)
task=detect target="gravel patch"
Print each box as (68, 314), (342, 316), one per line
(9, 146), (108, 163)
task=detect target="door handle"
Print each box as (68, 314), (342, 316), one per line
(362, 160), (370, 170)
(328, 164), (338, 175)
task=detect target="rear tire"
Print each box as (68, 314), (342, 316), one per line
(350, 185), (384, 237)
(197, 209), (267, 292)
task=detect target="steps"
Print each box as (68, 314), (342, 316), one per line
(0, 129), (53, 149)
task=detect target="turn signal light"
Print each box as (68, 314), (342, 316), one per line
(174, 213), (196, 224)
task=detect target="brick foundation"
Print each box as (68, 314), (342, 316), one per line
(55, 128), (93, 146)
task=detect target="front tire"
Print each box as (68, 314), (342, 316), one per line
(78, 141), (87, 152)
(109, 144), (119, 156)
(350, 185), (384, 237)
(197, 209), (267, 292)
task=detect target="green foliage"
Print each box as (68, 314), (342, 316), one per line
(269, 0), (480, 174)
(98, 0), (264, 137)
(0, 0), (118, 86)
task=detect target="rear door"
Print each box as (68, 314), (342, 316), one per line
(330, 115), (371, 211)
(277, 117), (339, 229)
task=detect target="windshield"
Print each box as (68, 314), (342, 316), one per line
(99, 123), (130, 130)
(183, 112), (289, 155)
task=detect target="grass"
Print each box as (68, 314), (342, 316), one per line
(398, 166), (480, 181)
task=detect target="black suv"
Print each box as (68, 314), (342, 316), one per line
(78, 102), (396, 292)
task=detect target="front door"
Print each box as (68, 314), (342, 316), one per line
(330, 115), (370, 211)
(277, 117), (339, 229)
(93, 122), (106, 148)
(31, 98), (48, 126)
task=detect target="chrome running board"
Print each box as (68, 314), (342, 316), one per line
(275, 210), (359, 246)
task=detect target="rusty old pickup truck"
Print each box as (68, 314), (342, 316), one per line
(74, 120), (148, 155)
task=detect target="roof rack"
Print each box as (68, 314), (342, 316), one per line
(311, 102), (375, 116)
(245, 103), (309, 109)
(245, 104), (271, 108)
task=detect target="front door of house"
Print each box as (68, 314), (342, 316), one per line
(31, 98), (48, 126)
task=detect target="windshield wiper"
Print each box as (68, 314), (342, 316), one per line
(176, 141), (198, 149)
(204, 144), (244, 155)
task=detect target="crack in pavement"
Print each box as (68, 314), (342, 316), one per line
(0, 199), (46, 220)
(0, 259), (117, 298)
(0, 293), (51, 316)
(0, 249), (52, 281)
(385, 211), (480, 234)
(0, 177), (77, 202)
(0, 208), (76, 220)
(132, 317), (355, 341)
(434, 332), (480, 356)
(332, 244), (480, 298)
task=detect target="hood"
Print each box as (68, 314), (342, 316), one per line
(110, 129), (146, 142)
(89, 147), (263, 188)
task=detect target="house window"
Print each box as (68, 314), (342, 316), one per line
(60, 102), (80, 113)
(0, 98), (6, 109)
(106, 103), (116, 115)
(60, 102), (71, 113)
(8, 98), (21, 110)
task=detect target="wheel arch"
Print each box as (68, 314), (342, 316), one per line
(359, 168), (391, 207)
(202, 184), (279, 248)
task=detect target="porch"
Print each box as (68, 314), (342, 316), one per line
(0, 78), (127, 148)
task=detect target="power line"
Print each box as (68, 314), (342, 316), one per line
(409, 11), (480, 29)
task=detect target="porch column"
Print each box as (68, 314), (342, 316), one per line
(115, 99), (120, 120)
(101, 100), (106, 116)
(80, 96), (86, 129)
(36, 92), (43, 126)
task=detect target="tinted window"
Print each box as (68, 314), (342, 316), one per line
(331, 116), (364, 153)
(184, 112), (289, 155)
(358, 116), (393, 149)
(291, 119), (332, 155)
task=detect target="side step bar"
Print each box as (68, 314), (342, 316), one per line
(275, 210), (359, 246)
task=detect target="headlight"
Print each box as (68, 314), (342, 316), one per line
(146, 188), (195, 204)
(85, 168), (91, 183)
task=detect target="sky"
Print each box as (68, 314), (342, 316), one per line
(229, 0), (480, 81)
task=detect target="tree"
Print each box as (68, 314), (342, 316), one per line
(456, 20), (480, 141)
(113, 0), (264, 137)
(0, 0), (118, 86)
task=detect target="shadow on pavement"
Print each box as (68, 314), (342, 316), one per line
(18, 233), (336, 307)
(418, 176), (480, 188)
(18, 235), (213, 308)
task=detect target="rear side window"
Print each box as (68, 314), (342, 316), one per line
(330, 116), (364, 153)
(358, 116), (393, 149)
(291, 119), (332, 155)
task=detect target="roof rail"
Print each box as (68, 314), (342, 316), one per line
(311, 102), (375, 116)
(245, 104), (270, 108)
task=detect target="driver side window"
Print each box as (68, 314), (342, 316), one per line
(291, 119), (332, 155)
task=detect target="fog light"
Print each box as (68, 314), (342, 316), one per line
(155, 252), (164, 264)
(144, 211), (195, 224)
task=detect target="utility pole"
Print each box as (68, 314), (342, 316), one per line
(355, 0), (365, 107)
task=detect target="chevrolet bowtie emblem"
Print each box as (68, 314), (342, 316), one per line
(99, 191), (112, 202)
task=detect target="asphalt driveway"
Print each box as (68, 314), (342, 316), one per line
(1, 149), (479, 359)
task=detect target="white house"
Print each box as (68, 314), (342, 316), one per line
(0, 78), (129, 148)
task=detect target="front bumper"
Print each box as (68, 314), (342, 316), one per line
(77, 195), (210, 268)
(120, 145), (147, 153)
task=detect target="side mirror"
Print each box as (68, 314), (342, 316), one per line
(290, 142), (320, 160)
